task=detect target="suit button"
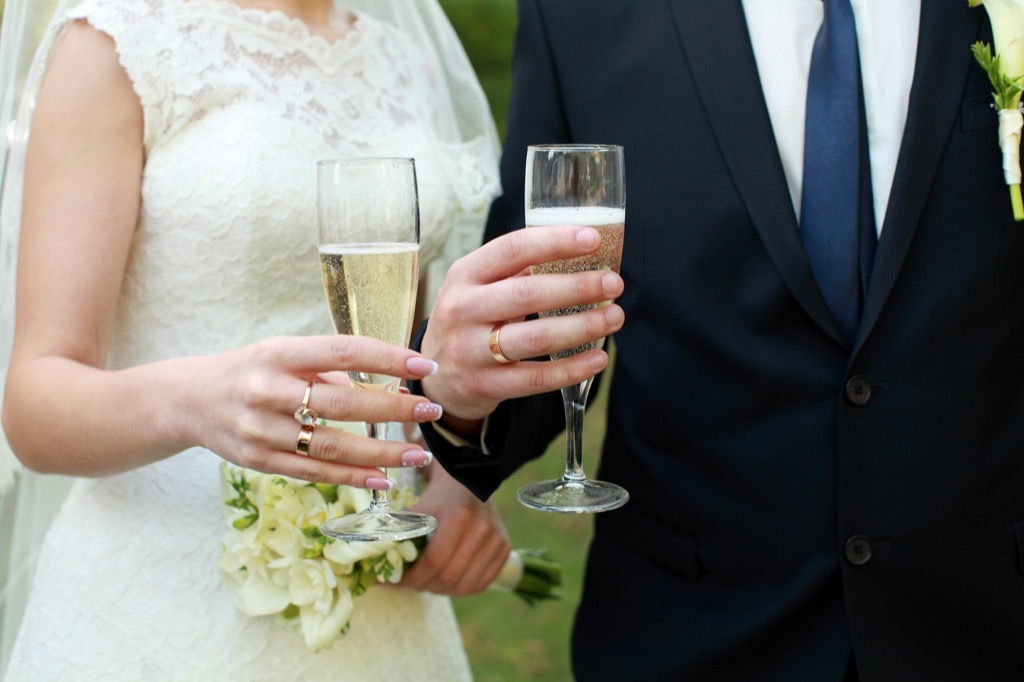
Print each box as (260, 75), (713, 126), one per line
(844, 535), (873, 566)
(845, 376), (871, 405)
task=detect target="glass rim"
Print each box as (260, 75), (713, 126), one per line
(317, 157), (416, 168)
(527, 144), (622, 153)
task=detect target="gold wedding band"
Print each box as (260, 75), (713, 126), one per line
(488, 322), (516, 364)
(296, 423), (315, 456)
(293, 382), (319, 426)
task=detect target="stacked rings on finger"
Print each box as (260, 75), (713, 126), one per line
(488, 321), (516, 364)
(294, 382), (319, 455)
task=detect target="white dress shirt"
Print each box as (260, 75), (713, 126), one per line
(740, 0), (921, 233)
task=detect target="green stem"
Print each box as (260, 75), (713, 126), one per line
(1012, 184), (1024, 222)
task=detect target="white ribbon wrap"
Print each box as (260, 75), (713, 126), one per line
(488, 549), (525, 593)
(998, 107), (1024, 185)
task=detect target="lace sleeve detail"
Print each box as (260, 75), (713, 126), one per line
(63, 0), (172, 150)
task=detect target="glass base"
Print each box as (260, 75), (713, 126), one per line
(320, 509), (437, 542)
(516, 477), (629, 514)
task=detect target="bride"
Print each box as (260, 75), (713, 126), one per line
(0, 0), (507, 678)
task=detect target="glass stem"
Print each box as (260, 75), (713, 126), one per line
(365, 421), (391, 512)
(560, 377), (593, 483)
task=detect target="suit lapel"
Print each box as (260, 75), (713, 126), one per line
(668, 0), (846, 345)
(856, 3), (983, 347)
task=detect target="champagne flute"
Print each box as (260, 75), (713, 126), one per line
(316, 158), (437, 541)
(516, 144), (630, 514)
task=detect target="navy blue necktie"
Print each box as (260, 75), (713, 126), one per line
(800, 0), (875, 345)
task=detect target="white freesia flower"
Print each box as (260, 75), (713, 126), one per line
(218, 463), (563, 651)
(218, 464), (423, 649)
(287, 558), (338, 613)
(300, 587), (355, 652)
(321, 536), (391, 569)
(225, 561), (291, 616)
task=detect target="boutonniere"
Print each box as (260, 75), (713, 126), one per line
(970, 0), (1024, 221)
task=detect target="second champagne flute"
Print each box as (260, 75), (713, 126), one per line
(316, 158), (437, 541)
(516, 144), (630, 514)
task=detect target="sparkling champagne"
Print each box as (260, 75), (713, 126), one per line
(527, 207), (625, 359)
(319, 242), (419, 388)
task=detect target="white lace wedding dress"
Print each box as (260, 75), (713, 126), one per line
(3, 0), (496, 678)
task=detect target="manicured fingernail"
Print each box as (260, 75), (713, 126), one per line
(401, 449), (434, 468)
(407, 357), (439, 376)
(576, 227), (599, 249)
(366, 477), (393, 491)
(413, 401), (443, 422)
(398, 386), (411, 395)
(602, 272), (623, 297)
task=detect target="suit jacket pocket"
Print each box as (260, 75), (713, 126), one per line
(961, 94), (999, 133)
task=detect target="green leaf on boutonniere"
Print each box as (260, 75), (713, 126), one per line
(972, 41), (1024, 110)
(969, 12), (1024, 222)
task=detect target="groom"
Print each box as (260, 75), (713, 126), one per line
(416, 1), (1024, 679)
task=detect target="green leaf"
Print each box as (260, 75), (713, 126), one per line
(972, 41), (1024, 110)
(232, 514), (257, 530)
(313, 483), (339, 504)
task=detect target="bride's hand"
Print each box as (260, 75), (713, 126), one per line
(191, 334), (444, 488)
(399, 462), (511, 595)
(419, 225), (625, 430)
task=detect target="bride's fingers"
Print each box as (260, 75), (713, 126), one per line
(244, 376), (442, 425)
(250, 424), (434, 486)
(259, 450), (391, 488)
(250, 335), (439, 380)
(300, 424), (433, 469)
(309, 384), (444, 425)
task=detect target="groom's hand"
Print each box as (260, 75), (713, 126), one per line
(419, 225), (625, 427)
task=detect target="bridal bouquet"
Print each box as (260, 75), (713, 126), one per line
(218, 463), (562, 651)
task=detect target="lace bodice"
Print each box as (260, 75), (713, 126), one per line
(73, 0), (491, 364)
(3, 0), (488, 678)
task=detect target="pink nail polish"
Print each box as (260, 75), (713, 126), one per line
(401, 450), (434, 468)
(366, 477), (393, 491)
(413, 401), (443, 422)
(407, 357), (439, 376)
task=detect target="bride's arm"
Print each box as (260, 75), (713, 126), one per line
(1, 22), (441, 487)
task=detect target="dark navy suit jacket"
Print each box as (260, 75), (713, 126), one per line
(417, 2), (1024, 679)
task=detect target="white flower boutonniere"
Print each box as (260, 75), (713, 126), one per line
(218, 463), (563, 652)
(970, 0), (1024, 221)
